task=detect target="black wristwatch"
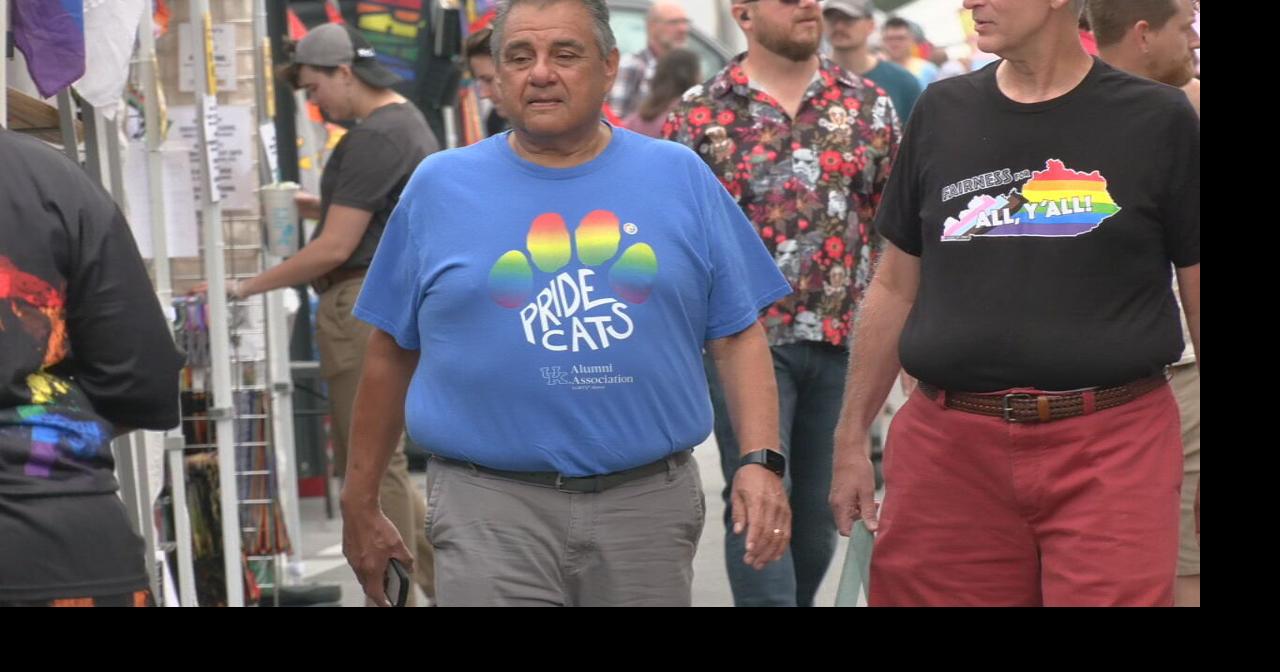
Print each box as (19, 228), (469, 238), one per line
(740, 449), (786, 477)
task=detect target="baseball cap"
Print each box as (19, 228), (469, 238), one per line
(823, 0), (875, 20)
(288, 23), (401, 89)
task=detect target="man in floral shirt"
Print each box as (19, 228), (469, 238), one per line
(664, 0), (898, 607)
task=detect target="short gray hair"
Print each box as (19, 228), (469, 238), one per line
(491, 0), (617, 61)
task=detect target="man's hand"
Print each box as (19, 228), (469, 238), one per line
(341, 503), (413, 607)
(343, 329), (419, 605)
(295, 191), (322, 220)
(189, 279), (244, 299)
(827, 244), (918, 538)
(707, 322), (788, 570)
(731, 464), (790, 570)
(830, 430), (879, 536)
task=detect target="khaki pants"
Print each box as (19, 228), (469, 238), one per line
(317, 278), (435, 601)
(427, 454), (704, 607)
(1171, 364), (1200, 576)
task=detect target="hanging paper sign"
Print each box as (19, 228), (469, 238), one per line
(178, 21), (238, 92)
(259, 121), (280, 181)
(199, 95), (223, 202)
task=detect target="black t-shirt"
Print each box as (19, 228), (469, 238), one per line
(876, 58), (1199, 392)
(0, 129), (184, 600)
(486, 108), (509, 137)
(316, 101), (439, 270)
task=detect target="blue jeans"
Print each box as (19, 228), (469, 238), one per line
(705, 341), (845, 607)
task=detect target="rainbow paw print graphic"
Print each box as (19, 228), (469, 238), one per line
(488, 210), (658, 352)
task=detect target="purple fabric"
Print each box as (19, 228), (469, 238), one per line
(12, 0), (86, 98)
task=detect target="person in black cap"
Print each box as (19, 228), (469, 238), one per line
(824, 0), (922, 122)
(204, 22), (441, 606)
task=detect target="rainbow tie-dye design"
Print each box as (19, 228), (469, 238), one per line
(357, 0), (426, 83)
(528, 213), (573, 272)
(488, 251), (533, 309)
(942, 159), (1121, 241)
(1, 255), (109, 479)
(575, 210), (622, 267)
(16, 402), (105, 478)
(609, 244), (659, 305)
(488, 210), (659, 309)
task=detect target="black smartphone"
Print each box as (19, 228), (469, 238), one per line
(384, 558), (410, 607)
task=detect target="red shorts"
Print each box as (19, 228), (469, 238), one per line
(870, 383), (1182, 606)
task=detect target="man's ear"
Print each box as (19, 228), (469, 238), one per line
(604, 47), (621, 91)
(1135, 20), (1154, 53)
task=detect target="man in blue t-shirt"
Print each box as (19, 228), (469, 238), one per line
(340, 0), (793, 607)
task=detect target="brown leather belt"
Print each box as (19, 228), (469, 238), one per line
(917, 374), (1168, 423)
(313, 266), (367, 294)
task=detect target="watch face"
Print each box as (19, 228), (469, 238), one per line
(764, 450), (785, 475)
(742, 450), (785, 476)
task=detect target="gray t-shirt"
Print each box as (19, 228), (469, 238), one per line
(316, 101), (439, 270)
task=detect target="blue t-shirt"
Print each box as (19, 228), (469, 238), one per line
(354, 126), (791, 476)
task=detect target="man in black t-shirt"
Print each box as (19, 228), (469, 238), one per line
(829, 0), (1199, 606)
(0, 129), (184, 606)
(464, 27), (510, 138)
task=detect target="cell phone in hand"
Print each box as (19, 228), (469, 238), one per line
(384, 557), (409, 607)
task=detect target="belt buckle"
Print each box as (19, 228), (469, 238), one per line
(1002, 393), (1035, 422)
(555, 473), (602, 494)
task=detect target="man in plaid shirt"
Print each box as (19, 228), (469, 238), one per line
(609, 0), (690, 118)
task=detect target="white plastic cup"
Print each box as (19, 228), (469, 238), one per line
(261, 181), (301, 257)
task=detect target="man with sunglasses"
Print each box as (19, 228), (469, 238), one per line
(665, 0), (900, 607)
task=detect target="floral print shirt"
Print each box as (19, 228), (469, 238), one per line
(664, 55), (900, 348)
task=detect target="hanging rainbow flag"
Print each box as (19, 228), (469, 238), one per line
(11, 0), (85, 98)
(466, 0), (500, 34)
(357, 0), (428, 83)
(326, 0), (346, 24)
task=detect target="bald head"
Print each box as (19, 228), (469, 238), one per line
(647, 1), (690, 57)
(648, 1), (685, 23)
